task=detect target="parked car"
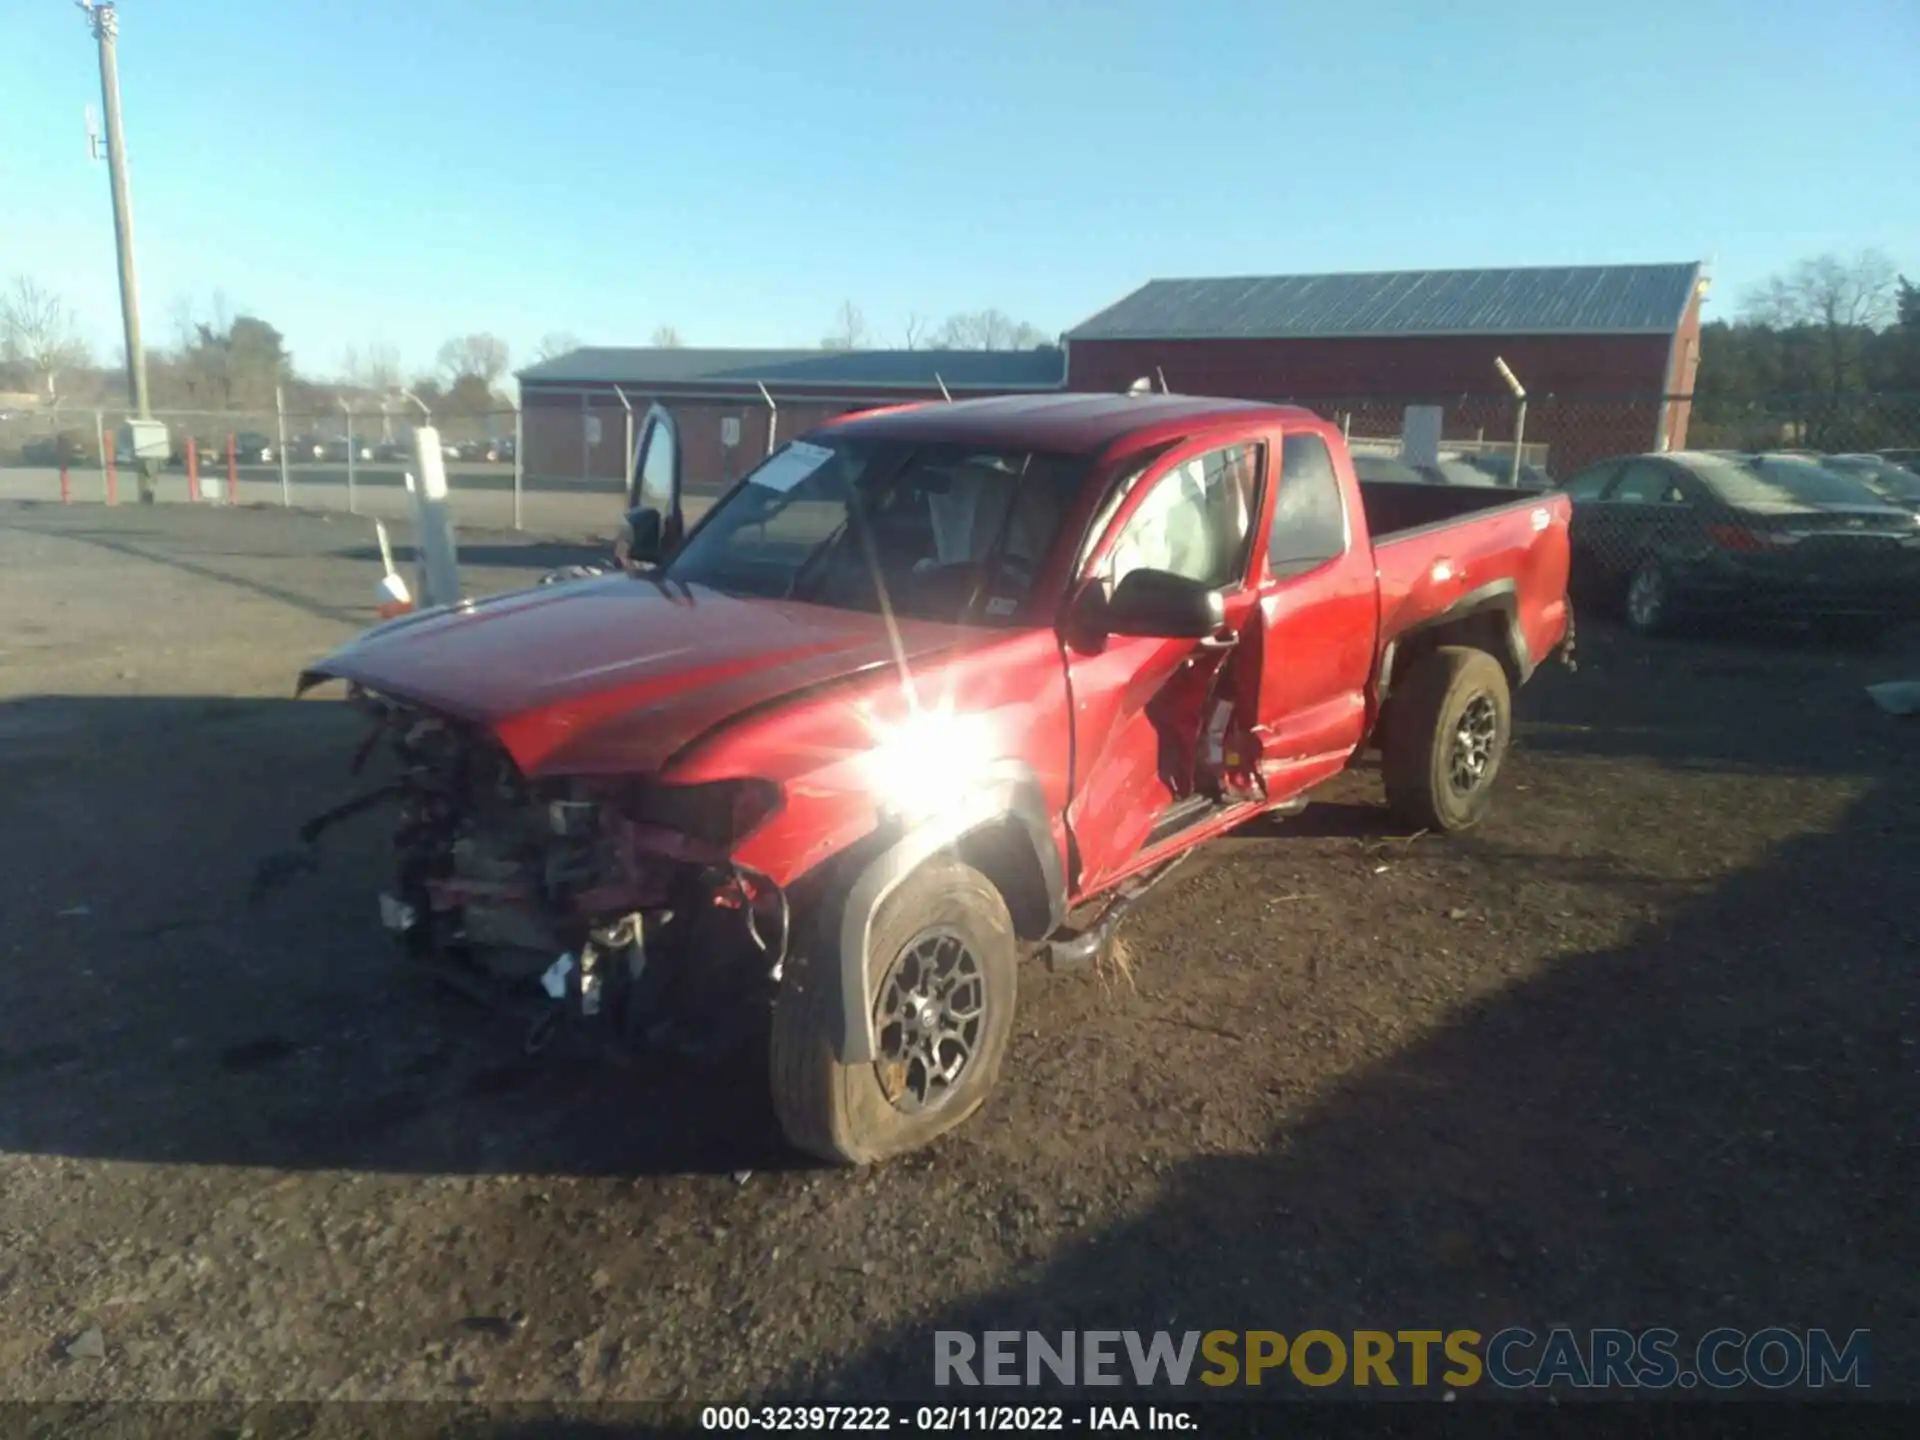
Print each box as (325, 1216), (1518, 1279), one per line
(288, 434), (328, 462)
(322, 437), (376, 462)
(170, 433), (219, 467)
(372, 440), (412, 463)
(21, 431), (95, 466)
(232, 431), (276, 464)
(1877, 448), (1920, 469)
(1822, 453), (1920, 512)
(1559, 450), (1920, 639)
(293, 393), (1574, 1164)
(456, 439), (506, 462)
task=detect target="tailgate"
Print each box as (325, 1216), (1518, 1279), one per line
(1373, 491), (1572, 669)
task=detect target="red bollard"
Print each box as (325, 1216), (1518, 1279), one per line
(227, 431), (238, 505)
(105, 447), (118, 507)
(60, 458), (71, 504)
(186, 436), (200, 502)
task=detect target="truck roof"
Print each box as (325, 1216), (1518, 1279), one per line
(822, 392), (1320, 455)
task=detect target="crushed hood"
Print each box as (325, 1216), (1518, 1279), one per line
(300, 574), (965, 776)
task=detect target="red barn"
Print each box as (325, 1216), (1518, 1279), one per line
(518, 263), (1706, 492)
(1063, 263), (1707, 475)
(517, 348), (1065, 491)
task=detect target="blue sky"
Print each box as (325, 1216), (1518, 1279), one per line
(2, 0), (1915, 383)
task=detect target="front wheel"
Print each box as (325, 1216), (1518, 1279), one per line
(770, 859), (1018, 1165)
(1381, 646), (1513, 834)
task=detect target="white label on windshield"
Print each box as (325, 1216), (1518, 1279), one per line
(751, 440), (836, 494)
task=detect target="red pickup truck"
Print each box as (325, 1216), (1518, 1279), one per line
(296, 393), (1573, 1164)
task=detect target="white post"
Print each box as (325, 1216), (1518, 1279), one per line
(1493, 356), (1528, 489)
(408, 425), (461, 607)
(613, 385), (635, 507)
(341, 399), (357, 514)
(275, 384), (290, 506)
(757, 381), (779, 456)
(95, 409), (108, 500)
(512, 399), (524, 531)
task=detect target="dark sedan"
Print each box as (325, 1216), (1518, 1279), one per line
(232, 431), (276, 464)
(1559, 450), (1920, 639)
(1823, 453), (1920, 512)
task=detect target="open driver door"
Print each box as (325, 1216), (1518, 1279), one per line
(1060, 434), (1269, 899)
(617, 403), (686, 567)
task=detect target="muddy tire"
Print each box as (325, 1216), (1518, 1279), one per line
(769, 859), (1018, 1165)
(1381, 645), (1512, 834)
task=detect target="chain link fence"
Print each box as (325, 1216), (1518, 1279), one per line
(0, 401), (546, 532)
(7, 392), (1920, 634)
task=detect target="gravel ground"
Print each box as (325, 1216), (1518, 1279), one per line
(0, 499), (1914, 1411)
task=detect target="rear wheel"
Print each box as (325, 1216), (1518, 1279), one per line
(770, 859), (1018, 1165)
(1381, 646), (1513, 834)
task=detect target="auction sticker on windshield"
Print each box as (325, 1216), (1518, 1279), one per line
(753, 440), (837, 494)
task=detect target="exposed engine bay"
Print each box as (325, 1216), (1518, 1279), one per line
(317, 684), (790, 1058)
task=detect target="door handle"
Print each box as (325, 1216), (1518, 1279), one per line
(1196, 627), (1240, 652)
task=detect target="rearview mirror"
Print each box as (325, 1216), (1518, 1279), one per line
(1103, 568), (1224, 639)
(618, 505), (664, 567)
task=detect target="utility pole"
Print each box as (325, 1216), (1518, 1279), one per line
(79, 0), (157, 501)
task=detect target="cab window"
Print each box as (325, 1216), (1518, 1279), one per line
(1267, 433), (1348, 578)
(1100, 444), (1262, 593)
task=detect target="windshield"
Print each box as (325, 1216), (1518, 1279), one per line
(1684, 454), (1890, 509)
(663, 436), (1087, 623)
(1826, 455), (1920, 502)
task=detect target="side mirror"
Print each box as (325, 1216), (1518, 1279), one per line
(1102, 568), (1224, 639)
(618, 505), (665, 567)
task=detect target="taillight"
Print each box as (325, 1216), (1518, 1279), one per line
(1707, 524), (1775, 552)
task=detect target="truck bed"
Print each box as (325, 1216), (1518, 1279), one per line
(1359, 480), (1573, 667)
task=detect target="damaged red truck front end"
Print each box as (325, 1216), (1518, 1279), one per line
(297, 568), (987, 1058)
(287, 393), (1571, 1165)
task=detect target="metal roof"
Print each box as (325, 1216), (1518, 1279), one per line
(1066, 263), (1704, 341)
(517, 347), (1066, 390)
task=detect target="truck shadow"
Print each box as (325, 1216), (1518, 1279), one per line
(752, 764), (1918, 1402)
(0, 693), (799, 1180)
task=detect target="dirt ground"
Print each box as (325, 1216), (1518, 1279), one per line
(0, 499), (1913, 1412)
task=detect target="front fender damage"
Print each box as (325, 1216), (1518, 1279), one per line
(261, 678), (794, 1061)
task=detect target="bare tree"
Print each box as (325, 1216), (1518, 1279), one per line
(534, 331), (582, 362)
(436, 332), (511, 386)
(934, 308), (1052, 351)
(650, 324), (685, 349)
(903, 312), (929, 350)
(820, 300), (867, 351)
(341, 341), (403, 393)
(0, 275), (91, 402)
(168, 292), (198, 355)
(1743, 250), (1899, 393)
